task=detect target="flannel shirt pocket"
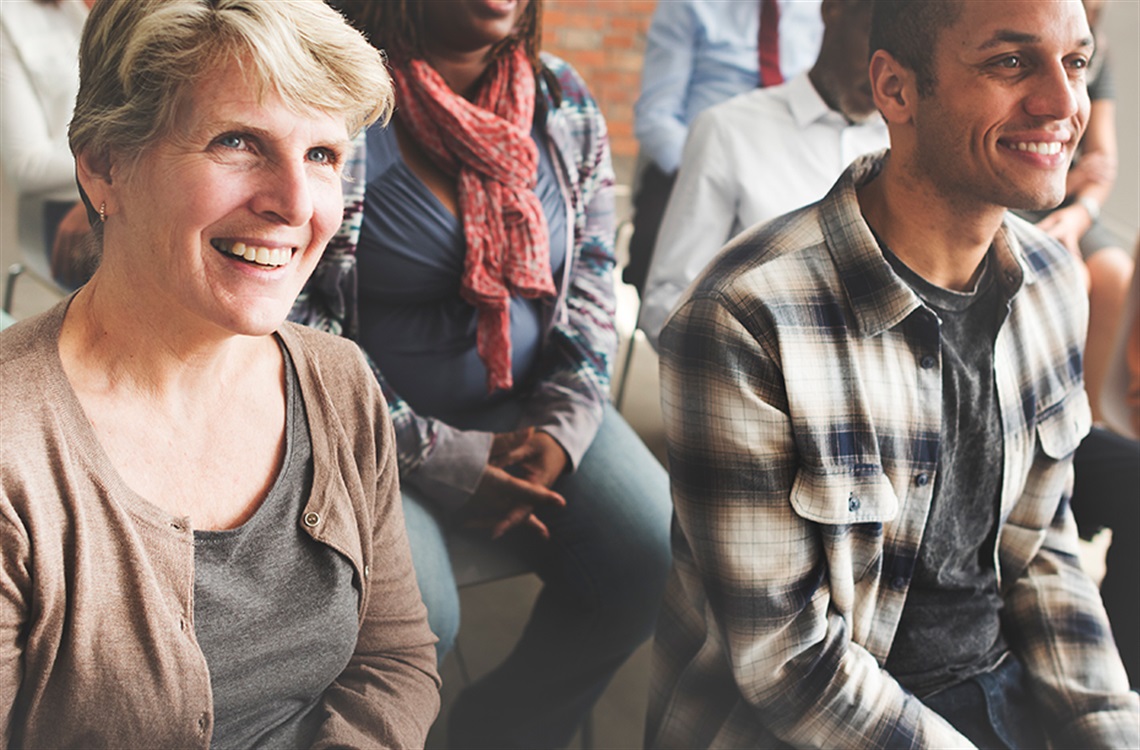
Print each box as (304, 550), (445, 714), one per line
(790, 467), (898, 587)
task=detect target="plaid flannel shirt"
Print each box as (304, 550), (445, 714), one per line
(647, 152), (1138, 749)
(290, 53), (617, 509)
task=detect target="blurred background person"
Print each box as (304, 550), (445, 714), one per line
(640, 0), (886, 349)
(299, 1), (673, 747)
(1, 1), (440, 747)
(1014, 0), (1134, 424)
(0, 0), (96, 291)
(624, 0), (822, 296)
(1071, 235), (1140, 688)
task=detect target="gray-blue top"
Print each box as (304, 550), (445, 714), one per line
(356, 120), (567, 418)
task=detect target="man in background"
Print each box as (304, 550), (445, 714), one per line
(624, 0), (822, 295)
(640, 0), (887, 348)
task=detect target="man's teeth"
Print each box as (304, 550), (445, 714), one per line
(1012, 141), (1062, 155)
(225, 241), (290, 267)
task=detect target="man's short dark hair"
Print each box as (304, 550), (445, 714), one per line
(870, 0), (962, 96)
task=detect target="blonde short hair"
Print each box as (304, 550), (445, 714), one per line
(69, 0), (392, 164)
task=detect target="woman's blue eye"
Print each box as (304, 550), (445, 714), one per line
(218, 134), (244, 149)
(307, 147), (338, 165)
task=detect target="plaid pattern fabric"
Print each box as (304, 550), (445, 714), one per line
(647, 152), (1139, 749)
(290, 53), (617, 506)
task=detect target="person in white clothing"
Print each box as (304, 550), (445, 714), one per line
(0, 0), (95, 290)
(624, 0), (823, 295)
(641, 0), (887, 348)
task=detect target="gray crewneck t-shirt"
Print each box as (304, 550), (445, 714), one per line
(193, 341), (360, 749)
(879, 247), (1010, 698)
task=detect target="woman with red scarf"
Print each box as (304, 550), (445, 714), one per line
(298, 1), (673, 745)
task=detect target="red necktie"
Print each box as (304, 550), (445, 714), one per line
(758, 0), (783, 87)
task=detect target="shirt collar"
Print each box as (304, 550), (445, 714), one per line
(820, 151), (1039, 338)
(785, 72), (846, 129)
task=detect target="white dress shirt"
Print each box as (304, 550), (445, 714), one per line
(0, 0), (87, 198)
(0, 0), (88, 276)
(641, 73), (889, 347)
(633, 0), (823, 175)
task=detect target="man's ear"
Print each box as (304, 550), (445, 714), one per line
(869, 49), (917, 125)
(820, 0), (843, 24)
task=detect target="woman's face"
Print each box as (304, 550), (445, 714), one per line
(421, 0), (532, 56)
(100, 60), (350, 338)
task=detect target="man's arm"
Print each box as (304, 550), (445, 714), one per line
(633, 1), (699, 175)
(660, 293), (973, 749)
(641, 109), (740, 349)
(999, 412), (1138, 746)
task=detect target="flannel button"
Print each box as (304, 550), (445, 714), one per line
(848, 496), (860, 512)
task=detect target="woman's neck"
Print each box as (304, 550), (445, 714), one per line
(423, 44), (494, 99)
(58, 273), (267, 402)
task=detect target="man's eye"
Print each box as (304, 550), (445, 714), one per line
(997, 56), (1022, 69)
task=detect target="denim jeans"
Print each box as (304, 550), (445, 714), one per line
(402, 401), (674, 748)
(923, 655), (1048, 749)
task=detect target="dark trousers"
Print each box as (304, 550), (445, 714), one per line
(1072, 426), (1140, 687)
(924, 656), (1047, 749)
(623, 163), (677, 297)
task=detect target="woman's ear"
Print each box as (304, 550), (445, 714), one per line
(868, 49), (916, 125)
(75, 148), (116, 225)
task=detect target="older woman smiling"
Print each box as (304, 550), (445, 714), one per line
(0, 1), (440, 747)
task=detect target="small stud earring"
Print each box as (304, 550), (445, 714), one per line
(99, 202), (107, 223)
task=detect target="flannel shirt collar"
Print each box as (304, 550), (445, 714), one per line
(823, 150), (1041, 339)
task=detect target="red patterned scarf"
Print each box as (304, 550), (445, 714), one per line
(390, 47), (554, 393)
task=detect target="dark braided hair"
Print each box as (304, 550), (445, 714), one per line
(330, 0), (559, 101)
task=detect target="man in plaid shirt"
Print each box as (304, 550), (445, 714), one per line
(647, 1), (1139, 748)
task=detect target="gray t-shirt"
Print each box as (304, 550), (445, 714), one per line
(880, 247), (1010, 698)
(193, 341), (360, 749)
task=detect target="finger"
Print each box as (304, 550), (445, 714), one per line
(491, 503), (537, 540)
(492, 440), (540, 469)
(490, 427), (534, 463)
(505, 473), (566, 509)
(523, 513), (551, 540)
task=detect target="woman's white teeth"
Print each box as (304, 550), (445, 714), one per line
(227, 241), (289, 267)
(1014, 141), (1062, 155)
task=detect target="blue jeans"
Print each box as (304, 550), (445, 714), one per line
(402, 401), (674, 748)
(923, 655), (1048, 749)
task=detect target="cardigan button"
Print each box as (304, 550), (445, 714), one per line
(920, 355), (936, 369)
(302, 512), (321, 528)
(364, 565), (371, 579)
(915, 473), (930, 487)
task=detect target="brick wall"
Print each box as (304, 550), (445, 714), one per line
(542, 0), (656, 163)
